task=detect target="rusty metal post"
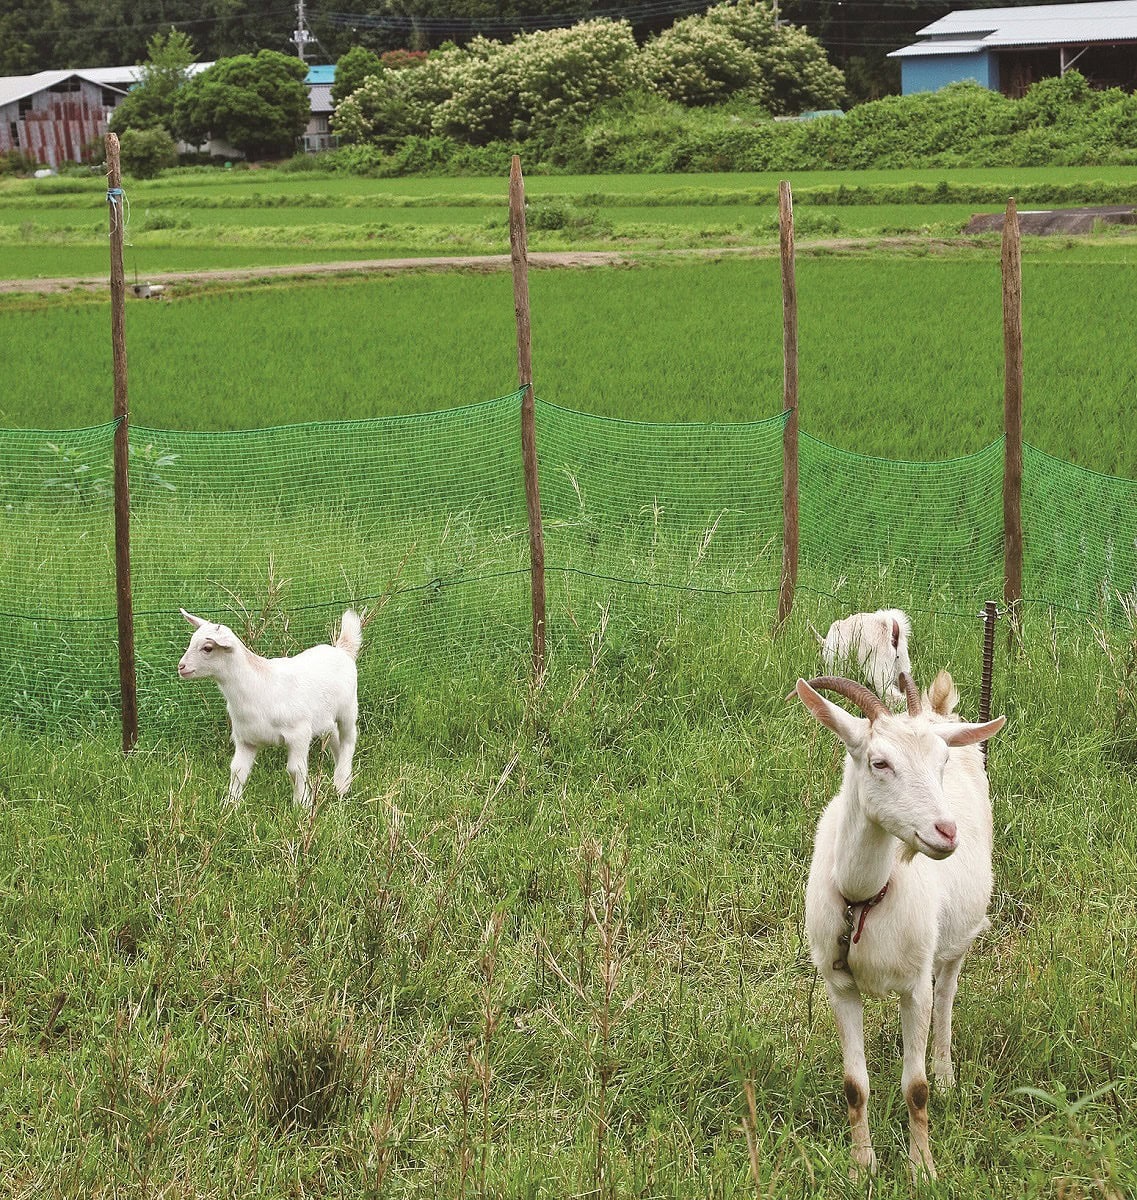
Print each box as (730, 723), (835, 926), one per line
(106, 133), (139, 752)
(508, 156), (547, 678)
(978, 600), (999, 766)
(774, 180), (799, 632)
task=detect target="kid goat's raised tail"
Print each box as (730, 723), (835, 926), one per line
(336, 609), (363, 661)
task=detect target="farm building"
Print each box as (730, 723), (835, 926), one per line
(0, 62), (335, 167)
(889, 0), (1137, 96)
(0, 71), (128, 168)
(300, 63), (336, 153)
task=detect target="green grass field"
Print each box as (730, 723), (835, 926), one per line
(3, 248), (1137, 475)
(2, 605), (1135, 1197)
(1, 166), (1136, 1198)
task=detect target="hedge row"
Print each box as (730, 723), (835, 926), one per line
(318, 72), (1137, 176)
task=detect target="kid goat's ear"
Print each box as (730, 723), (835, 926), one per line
(181, 609), (205, 628)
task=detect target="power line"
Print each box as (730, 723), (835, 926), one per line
(324, 0), (716, 35)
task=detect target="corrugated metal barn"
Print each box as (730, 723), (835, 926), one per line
(0, 71), (127, 168)
(0, 62), (336, 166)
(890, 0), (1137, 96)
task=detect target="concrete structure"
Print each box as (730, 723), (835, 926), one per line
(890, 0), (1137, 96)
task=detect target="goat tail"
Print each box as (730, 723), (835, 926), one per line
(336, 609), (363, 661)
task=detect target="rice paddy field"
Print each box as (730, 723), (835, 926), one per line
(0, 166), (1135, 1199)
(3, 162), (1137, 280)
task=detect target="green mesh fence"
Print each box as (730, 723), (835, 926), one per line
(537, 401), (786, 592)
(0, 395), (1134, 736)
(0, 423), (119, 725)
(1023, 444), (1137, 621)
(798, 435), (1006, 611)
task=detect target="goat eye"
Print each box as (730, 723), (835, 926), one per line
(202, 643), (213, 653)
(871, 759), (891, 772)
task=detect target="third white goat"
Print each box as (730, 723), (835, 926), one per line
(821, 608), (912, 705)
(793, 671), (1004, 1179)
(178, 608), (362, 807)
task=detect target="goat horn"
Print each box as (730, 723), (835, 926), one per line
(899, 672), (922, 715)
(802, 676), (890, 722)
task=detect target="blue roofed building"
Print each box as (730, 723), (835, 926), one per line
(303, 63), (336, 151)
(889, 0), (1137, 95)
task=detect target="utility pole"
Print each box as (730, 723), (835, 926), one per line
(291, 0), (316, 62)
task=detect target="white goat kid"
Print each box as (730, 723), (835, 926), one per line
(794, 672), (1004, 1179)
(178, 609), (362, 807)
(821, 608), (912, 705)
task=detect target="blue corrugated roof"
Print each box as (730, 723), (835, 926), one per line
(305, 64), (336, 85)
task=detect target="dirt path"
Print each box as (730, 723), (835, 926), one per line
(0, 250), (637, 295)
(0, 237), (997, 295)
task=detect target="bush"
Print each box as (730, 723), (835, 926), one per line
(0, 149), (39, 176)
(332, 65), (1135, 175)
(639, 0), (844, 115)
(119, 127), (178, 179)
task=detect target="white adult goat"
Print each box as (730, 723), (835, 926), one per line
(793, 671), (1004, 1179)
(178, 608), (362, 807)
(821, 608), (912, 705)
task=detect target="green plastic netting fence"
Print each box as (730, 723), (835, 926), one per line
(0, 391), (1134, 734)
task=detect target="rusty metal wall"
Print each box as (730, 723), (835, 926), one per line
(0, 81), (111, 167)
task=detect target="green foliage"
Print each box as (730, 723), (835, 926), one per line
(336, 7), (834, 150)
(173, 51), (310, 160)
(331, 45), (384, 110)
(118, 127), (179, 179)
(639, 0), (844, 114)
(108, 30), (196, 138)
(0, 148), (39, 176)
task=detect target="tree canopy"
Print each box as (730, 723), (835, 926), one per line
(173, 50), (310, 159)
(108, 30), (196, 137)
(0, 0), (1083, 104)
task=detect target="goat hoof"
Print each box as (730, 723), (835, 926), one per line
(850, 1148), (877, 1180)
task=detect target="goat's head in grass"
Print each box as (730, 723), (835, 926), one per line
(178, 610), (239, 680)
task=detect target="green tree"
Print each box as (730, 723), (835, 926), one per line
(109, 29), (196, 137)
(118, 126), (179, 177)
(639, 0), (844, 114)
(331, 46), (383, 109)
(173, 51), (310, 159)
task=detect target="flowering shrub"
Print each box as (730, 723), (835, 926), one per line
(380, 49), (429, 70)
(639, 0), (844, 115)
(335, 3), (841, 148)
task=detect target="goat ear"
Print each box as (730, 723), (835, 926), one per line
(208, 624), (237, 648)
(793, 678), (869, 748)
(181, 609), (205, 628)
(891, 618), (900, 650)
(933, 715), (1006, 747)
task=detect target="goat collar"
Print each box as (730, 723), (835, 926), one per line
(845, 883), (889, 944)
(833, 883), (890, 972)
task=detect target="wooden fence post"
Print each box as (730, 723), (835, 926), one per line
(509, 156), (547, 678)
(106, 134), (139, 752)
(1001, 197), (1024, 635)
(775, 180), (799, 631)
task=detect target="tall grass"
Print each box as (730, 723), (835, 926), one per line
(0, 600), (1134, 1196)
